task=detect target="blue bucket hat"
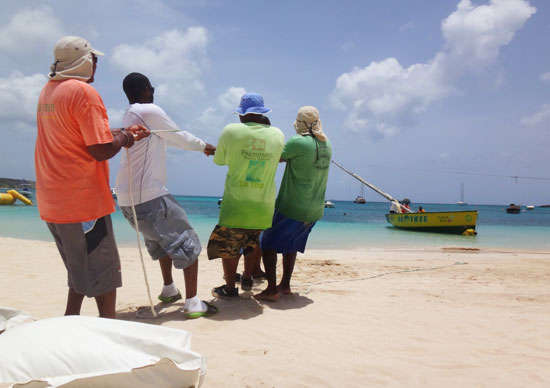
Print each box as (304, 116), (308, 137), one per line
(235, 93), (271, 115)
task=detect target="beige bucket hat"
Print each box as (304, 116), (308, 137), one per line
(49, 36), (104, 81)
(293, 106), (327, 141)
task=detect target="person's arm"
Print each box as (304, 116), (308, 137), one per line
(279, 137), (298, 163)
(87, 125), (149, 162)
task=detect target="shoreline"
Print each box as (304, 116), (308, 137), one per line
(3, 235), (550, 256)
(2, 237), (550, 387)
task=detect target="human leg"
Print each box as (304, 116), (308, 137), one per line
(159, 256), (174, 285)
(222, 256), (240, 290)
(210, 256), (240, 299)
(278, 252), (297, 295)
(183, 259), (198, 299)
(157, 255), (182, 302)
(255, 248), (279, 301)
(94, 289), (117, 318)
(122, 197), (201, 304)
(65, 288), (85, 316)
(250, 245), (265, 278)
(208, 225), (257, 299)
(47, 217), (122, 316)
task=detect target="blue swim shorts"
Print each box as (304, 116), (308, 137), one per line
(120, 194), (201, 269)
(260, 211), (316, 254)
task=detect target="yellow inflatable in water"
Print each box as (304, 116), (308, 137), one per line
(0, 192), (16, 205)
(6, 189), (33, 205)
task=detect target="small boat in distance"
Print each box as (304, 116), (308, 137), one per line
(457, 183), (466, 206)
(526, 205), (535, 210)
(18, 183), (33, 199)
(506, 203), (521, 214)
(354, 196), (366, 204)
(110, 188), (117, 199)
(324, 200), (335, 208)
(354, 184), (366, 204)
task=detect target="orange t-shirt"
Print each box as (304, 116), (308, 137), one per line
(35, 79), (115, 223)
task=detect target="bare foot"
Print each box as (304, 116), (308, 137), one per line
(277, 285), (292, 295)
(254, 289), (280, 302)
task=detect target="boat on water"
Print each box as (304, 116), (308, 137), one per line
(526, 205), (535, 210)
(110, 187), (117, 199)
(354, 184), (366, 204)
(354, 196), (366, 204)
(331, 160), (478, 235)
(457, 183), (466, 206)
(506, 203), (521, 214)
(17, 183), (33, 199)
(324, 200), (335, 208)
(386, 210), (477, 234)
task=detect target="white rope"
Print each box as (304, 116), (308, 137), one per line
(297, 261), (467, 294)
(125, 147), (157, 318)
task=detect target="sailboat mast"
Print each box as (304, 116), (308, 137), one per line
(331, 160), (396, 202)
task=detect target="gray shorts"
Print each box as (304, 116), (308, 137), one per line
(120, 194), (201, 269)
(47, 215), (122, 298)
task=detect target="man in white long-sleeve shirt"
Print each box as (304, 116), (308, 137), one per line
(115, 72), (217, 318)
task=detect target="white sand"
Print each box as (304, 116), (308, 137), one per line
(1, 237), (549, 387)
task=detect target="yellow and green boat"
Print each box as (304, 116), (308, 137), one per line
(385, 210), (477, 234)
(331, 161), (478, 235)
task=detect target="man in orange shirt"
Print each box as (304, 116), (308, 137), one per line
(35, 36), (149, 318)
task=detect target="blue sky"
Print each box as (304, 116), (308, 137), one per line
(1, 0), (549, 205)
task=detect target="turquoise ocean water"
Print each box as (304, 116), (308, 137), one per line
(1, 193), (550, 251)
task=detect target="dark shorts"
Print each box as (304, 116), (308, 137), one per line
(47, 215), (122, 298)
(260, 211), (315, 254)
(207, 225), (262, 260)
(120, 195), (201, 269)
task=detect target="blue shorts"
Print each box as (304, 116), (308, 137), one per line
(120, 195), (201, 269)
(260, 211), (315, 254)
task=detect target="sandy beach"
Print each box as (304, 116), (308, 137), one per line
(1, 236), (550, 387)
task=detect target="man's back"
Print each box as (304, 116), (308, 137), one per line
(35, 79), (114, 223)
(214, 122), (284, 230)
(115, 103), (205, 206)
(275, 135), (332, 223)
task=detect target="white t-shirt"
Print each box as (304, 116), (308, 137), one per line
(115, 103), (206, 206)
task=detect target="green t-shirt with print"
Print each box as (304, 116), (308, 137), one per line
(275, 135), (332, 222)
(214, 122), (285, 229)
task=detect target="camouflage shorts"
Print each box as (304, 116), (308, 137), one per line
(207, 225), (262, 260)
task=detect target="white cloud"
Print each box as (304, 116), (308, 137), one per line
(340, 41), (356, 52)
(399, 22), (416, 32)
(0, 71), (47, 130)
(192, 87), (247, 135)
(520, 103), (550, 127)
(196, 106), (222, 127)
(331, 0), (536, 138)
(0, 7), (64, 68)
(441, 0), (536, 70)
(111, 27), (209, 106)
(218, 87), (246, 111)
(107, 108), (126, 128)
(540, 72), (550, 83)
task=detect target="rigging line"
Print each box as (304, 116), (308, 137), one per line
(296, 261), (467, 294)
(349, 163), (550, 181)
(126, 147), (157, 318)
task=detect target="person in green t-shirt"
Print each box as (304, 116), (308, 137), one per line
(207, 93), (284, 299)
(255, 106), (332, 302)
